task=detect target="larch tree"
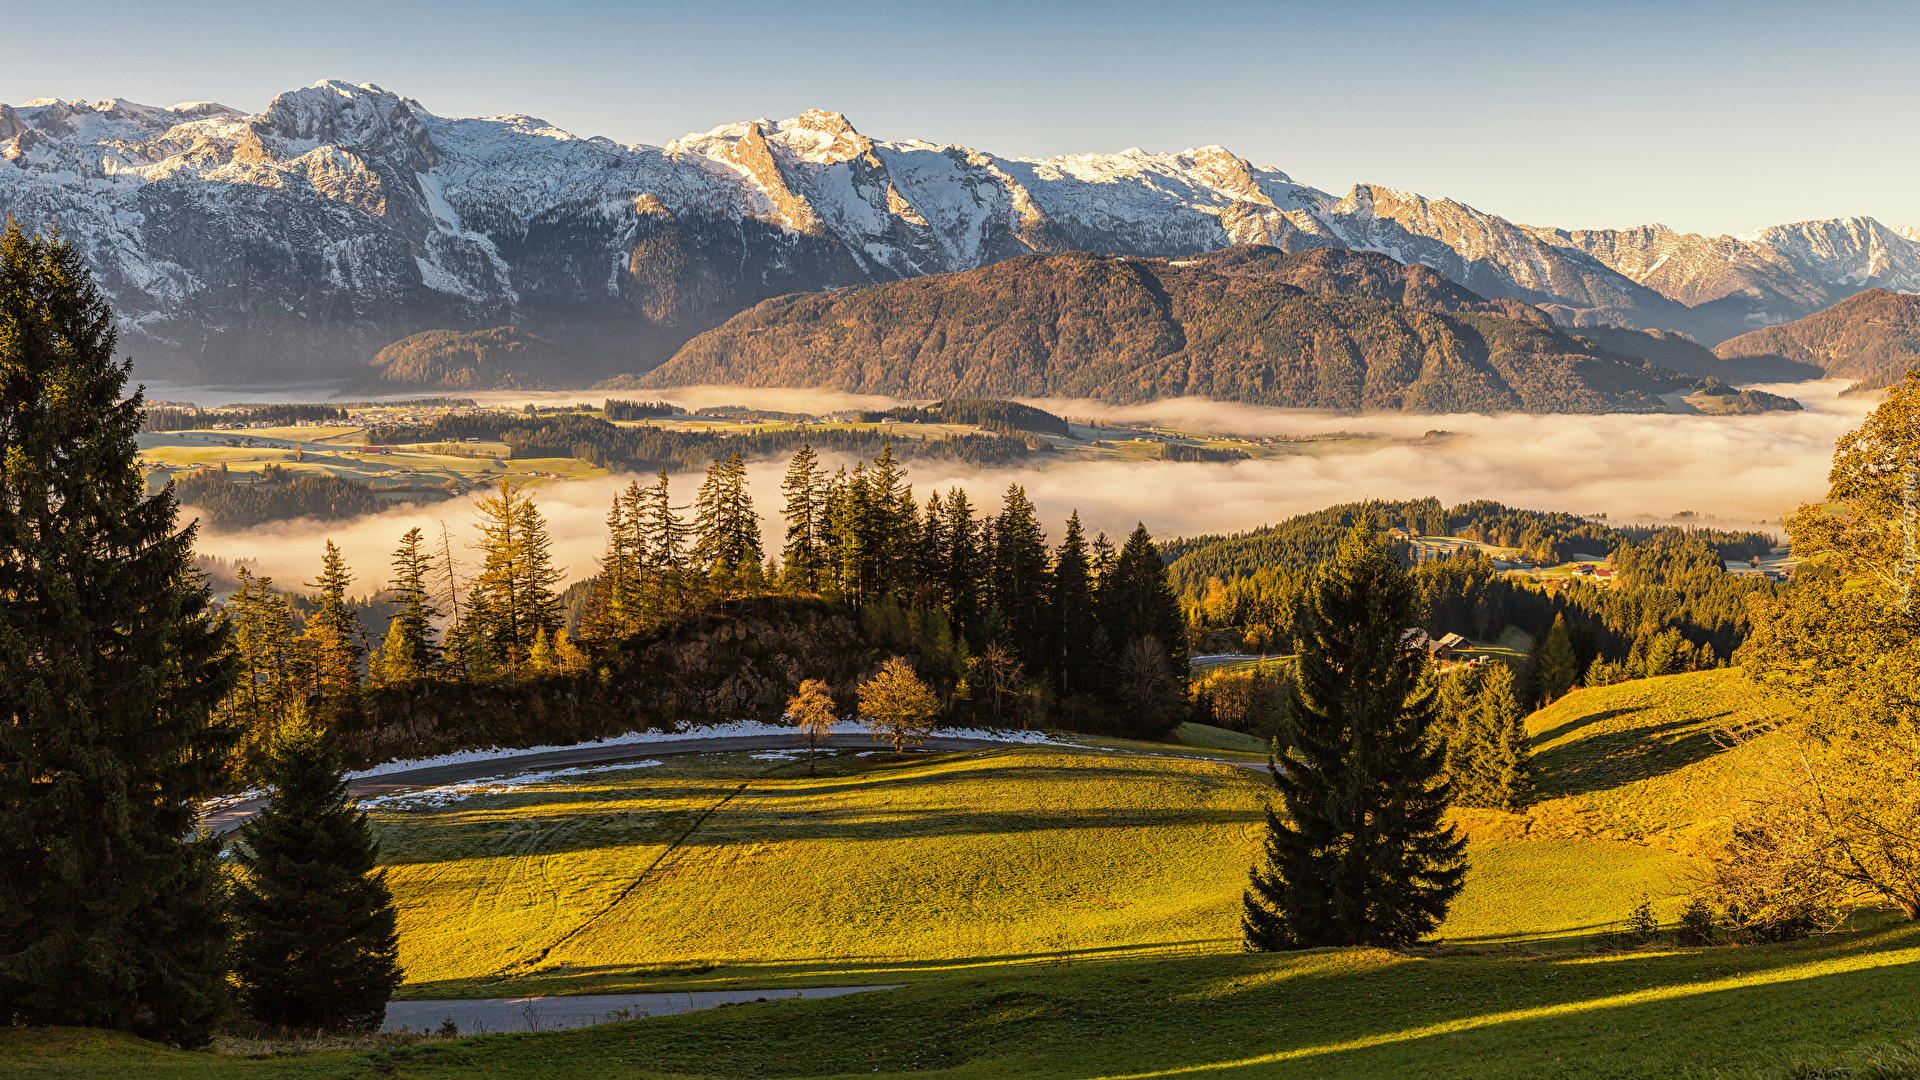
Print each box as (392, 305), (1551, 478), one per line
(860, 657), (940, 754)
(786, 678), (838, 773)
(304, 539), (364, 705)
(1243, 518), (1466, 951)
(0, 220), (238, 1045)
(223, 566), (311, 767)
(231, 722), (403, 1031)
(373, 526), (439, 686)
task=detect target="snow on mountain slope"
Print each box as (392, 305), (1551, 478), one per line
(1, 78), (1913, 385)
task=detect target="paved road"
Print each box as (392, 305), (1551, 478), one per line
(383, 985), (904, 1034)
(201, 733), (1020, 835)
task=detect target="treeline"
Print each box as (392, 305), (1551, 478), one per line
(861, 399), (1071, 436)
(366, 412), (1031, 470)
(173, 470), (391, 529)
(603, 398), (680, 420)
(143, 403), (348, 432)
(1160, 443), (1249, 462)
(1166, 497), (1776, 593)
(217, 441), (1189, 773)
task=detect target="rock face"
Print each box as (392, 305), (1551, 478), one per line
(3, 79), (1915, 385)
(640, 248), (1702, 413)
(1713, 289), (1920, 391)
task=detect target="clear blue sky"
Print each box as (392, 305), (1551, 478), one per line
(9, 0), (1916, 236)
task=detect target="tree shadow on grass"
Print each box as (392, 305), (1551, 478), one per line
(1530, 705), (1650, 748)
(1531, 714), (1734, 800)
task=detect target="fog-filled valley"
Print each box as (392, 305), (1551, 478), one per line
(181, 379), (1861, 587)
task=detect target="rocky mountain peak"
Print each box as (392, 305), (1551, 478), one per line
(252, 80), (438, 172)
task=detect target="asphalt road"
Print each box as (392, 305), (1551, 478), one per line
(383, 985), (904, 1034)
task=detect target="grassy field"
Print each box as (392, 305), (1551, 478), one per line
(138, 426), (607, 497)
(10, 668), (1914, 1079)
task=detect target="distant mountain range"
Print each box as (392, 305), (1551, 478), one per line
(4, 79), (1915, 389)
(634, 248), (1728, 413)
(1713, 289), (1920, 392)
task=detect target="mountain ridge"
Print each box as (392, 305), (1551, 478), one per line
(3, 79), (1915, 385)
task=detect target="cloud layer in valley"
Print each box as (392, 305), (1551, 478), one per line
(186, 381), (1869, 592)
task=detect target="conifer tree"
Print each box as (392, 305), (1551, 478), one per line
(1052, 511), (1097, 695)
(1534, 613), (1577, 702)
(1478, 663), (1532, 810)
(433, 521), (466, 678)
(1242, 518), (1466, 950)
(0, 221), (237, 1045)
(780, 444), (826, 590)
(373, 526), (438, 686)
(990, 485), (1051, 672)
(224, 567), (312, 764)
(586, 480), (647, 641)
(231, 722), (403, 1031)
(692, 451), (762, 573)
(305, 539), (364, 701)
(468, 481), (563, 676)
(941, 487), (984, 636)
(1101, 523), (1185, 676)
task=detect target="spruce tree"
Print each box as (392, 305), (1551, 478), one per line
(469, 481), (563, 675)
(1478, 663), (1532, 810)
(941, 487), (983, 637)
(1534, 613), (1577, 703)
(0, 221), (237, 1045)
(1243, 518), (1466, 950)
(780, 444), (826, 590)
(232, 722), (403, 1031)
(692, 451), (762, 574)
(1052, 511), (1097, 696)
(1101, 523), (1185, 677)
(989, 484), (1051, 673)
(225, 567), (311, 766)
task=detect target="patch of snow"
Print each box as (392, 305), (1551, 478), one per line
(360, 761), (664, 810)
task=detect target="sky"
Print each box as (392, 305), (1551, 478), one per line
(6, 0), (1918, 237)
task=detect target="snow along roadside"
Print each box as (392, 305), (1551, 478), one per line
(345, 720), (1075, 781)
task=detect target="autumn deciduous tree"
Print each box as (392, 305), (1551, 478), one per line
(860, 657), (940, 754)
(786, 678), (838, 772)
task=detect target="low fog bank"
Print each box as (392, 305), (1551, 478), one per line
(186, 380), (1868, 590)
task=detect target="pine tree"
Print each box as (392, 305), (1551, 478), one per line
(0, 221), (237, 1045)
(1052, 511), (1097, 696)
(373, 526), (439, 686)
(780, 444), (826, 590)
(1534, 613), (1577, 703)
(231, 722), (403, 1031)
(305, 539), (364, 702)
(1242, 518), (1467, 951)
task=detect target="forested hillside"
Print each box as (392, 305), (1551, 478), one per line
(638, 249), (1708, 412)
(1713, 288), (1920, 392)
(356, 327), (579, 391)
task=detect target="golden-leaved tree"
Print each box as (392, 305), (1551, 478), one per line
(1732, 370), (1920, 929)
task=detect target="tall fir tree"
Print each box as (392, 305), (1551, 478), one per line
(304, 539), (364, 703)
(1052, 511), (1097, 696)
(1100, 523), (1185, 677)
(231, 722), (403, 1031)
(692, 451), (762, 573)
(1243, 518), (1466, 950)
(941, 487), (984, 637)
(1534, 613), (1578, 703)
(779, 444), (826, 590)
(373, 527), (439, 686)
(1478, 663), (1532, 810)
(0, 221), (238, 1045)
(989, 484), (1051, 673)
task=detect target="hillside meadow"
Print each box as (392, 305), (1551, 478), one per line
(9, 669), (1917, 1079)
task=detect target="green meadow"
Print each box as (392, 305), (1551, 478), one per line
(9, 669), (1918, 1079)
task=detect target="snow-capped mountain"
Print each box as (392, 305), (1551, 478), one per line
(2, 79), (1916, 383)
